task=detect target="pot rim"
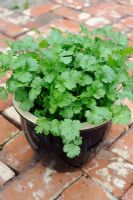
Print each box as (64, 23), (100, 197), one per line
(13, 97), (111, 131)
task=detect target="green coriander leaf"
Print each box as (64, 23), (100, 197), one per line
(14, 72), (32, 83)
(79, 55), (97, 71)
(111, 105), (131, 124)
(0, 87), (8, 100)
(73, 136), (82, 145)
(39, 38), (48, 48)
(79, 74), (93, 86)
(19, 99), (34, 111)
(15, 87), (28, 101)
(85, 107), (111, 124)
(61, 70), (81, 90)
(51, 119), (60, 136)
(27, 57), (39, 72)
(44, 73), (54, 83)
(11, 36), (38, 51)
(91, 81), (106, 99)
(60, 119), (82, 142)
(29, 88), (41, 101)
(48, 28), (64, 45)
(63, 143), (80, 158)
(31, 77), (43, 89)
(35, 117), (50, 135)
(95, 65), (116, 83)
(60, 56), (72, 65)
(127, 62), (133, 71)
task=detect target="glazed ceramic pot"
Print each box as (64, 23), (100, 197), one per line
(13, 98), (112, 170)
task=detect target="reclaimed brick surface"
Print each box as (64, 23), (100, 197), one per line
(2, 106), (21, 126)
(49, 18), (80, 33)
(52, 0), (90, 10)
(82, 149), (133, 198)
(29, 3), (60, 17)
(0, 19), (27, 38)
(85, 16), (110, 28)
(0, 133), (35, 172)
(60, 175), (112, 200)
(0, 162), (82, 200)
(104, 124), (127, 147)
(0, 95), (12, 112)
(0, 0), (133, 199)
(122, 186), (133, 200)
(25, 13), (56, 28)
(0, 115), (19, 146)
(111, 129), (133, 164)
(0, 161), (15, 186)
(84, 2), (118, 16)
(120, 17), (133, 28)
(0, 33), (9, 48)
(53, 6), (90, 21)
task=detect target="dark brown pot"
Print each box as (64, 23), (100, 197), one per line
(13, 99), (112, 171)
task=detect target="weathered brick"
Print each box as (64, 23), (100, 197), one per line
(60, 175), (112, 200)
(111, 129), (133, 164)
(128, 32), (133, 41)
(104, 124), (127, 147)
(120, 16), (133, 28)
(123, 98), (133, 122)
(85, 16), (110, 27)
(0, 71), (11, 84)
(0, 161), (15, 186)
(83, 149), (133, 198)
(0, 162), (82, 200)
(0, 95), (12, 112)
(25, 13), (57, 28)
(128, 40), (133, 47)
(122, 186), (133, 200)
(0, 19), (28, 38)
(53, 6), (90, 21)
(29, 3), (60, 17)
(0, 133), (35, 172)
(84, 2), (118, 16)
(115, 4), (133, 16)
(0, 115), (19, 146)
(2, 106), (21, 126)
(49, 18), (80, 33)
(52, 0), (90, 10)
(0, 33), (9, 49)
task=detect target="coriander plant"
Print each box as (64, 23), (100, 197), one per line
(0, 25), (133, 158)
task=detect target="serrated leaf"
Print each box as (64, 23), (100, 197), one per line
(14, 72), (32, 83)
(111, 105), (131, 124)
(63, 143), (80, 158)
(27, 57), (39, 72)
(127, 62), (133, 70)
(79, 54), (97, 71)
(35, 117), (50, 135)
(60, 56), (72, 65)
(51, 119), (60, 136)
(95, 65), (116, 83)
(61, 70), (81, 90)
(60, 119), (82, 142)
(31, 77), (43, 89)
(19, 99), (33, 111)
(29, 88), (41, 101)
(0, 87), (8, 100)
(15, 87), (27, 101)
(79, 74), (93, 86)
(85, 107), (112, 124)
(39, 38), (48, 48)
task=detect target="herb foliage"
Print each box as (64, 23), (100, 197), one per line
(0, 25), (133, 158)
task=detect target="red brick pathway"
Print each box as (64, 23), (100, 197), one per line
(0, 0), (133, 199)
